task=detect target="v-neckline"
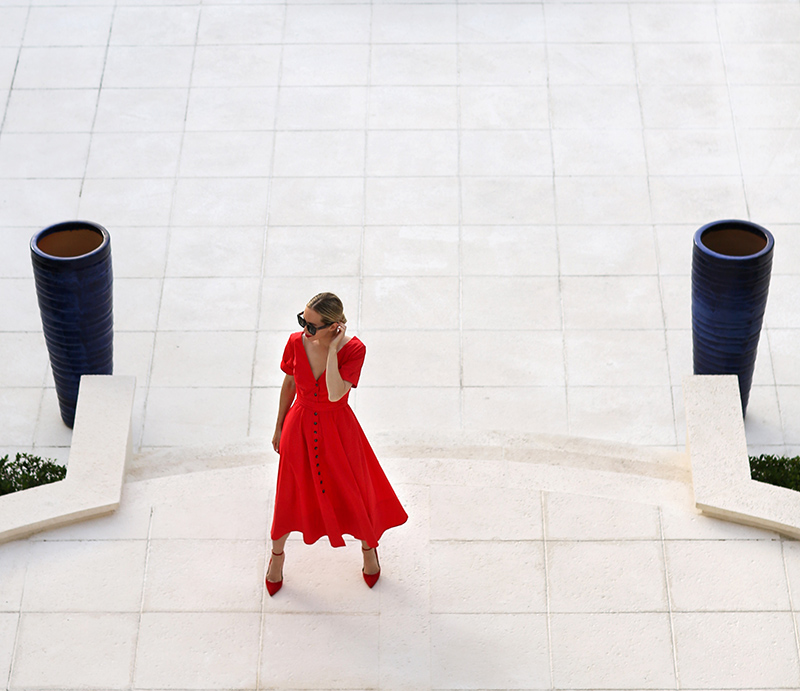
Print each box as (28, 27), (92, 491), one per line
(302, 334), (352, 382)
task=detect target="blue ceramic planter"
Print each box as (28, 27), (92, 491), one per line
(30, 221), (113, 428)
(692, 219), (774, 416)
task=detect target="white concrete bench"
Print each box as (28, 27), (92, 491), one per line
(0, 375), (135, 544)
(684, 374), (800, 538)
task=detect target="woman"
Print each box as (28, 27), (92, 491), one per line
(266, 292), (408, 595)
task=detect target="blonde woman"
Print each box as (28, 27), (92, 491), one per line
(266, 292), (408, 595)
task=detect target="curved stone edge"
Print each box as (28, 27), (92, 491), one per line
(0, 375), (135, 545)
(125, 430), (690, 485)
(683, 374), (800, 539)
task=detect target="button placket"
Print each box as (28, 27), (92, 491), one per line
(311, 410), (323, 493)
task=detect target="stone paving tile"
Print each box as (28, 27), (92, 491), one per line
(551, 613), (676, 689)
(430, 484), (543, 541)
(430, 540), (546, 613)
(0, 541), (29, 612)
(432, 613), (550, 690)
(12, 612), (139, 689)
(0, 460), (797, 689)
(135, 612), (261, 689)
(673, 612), (800, 689)
(22, 540), (147, 613)
(3, 0), (800, 687)
(547, 540), (668, 613)
(0, 613), (16, 686)
(143, 539), (264, 613)
(665, 539), (791, 612)
(261, 612), (380, 689)
(544, 491), (661, 540)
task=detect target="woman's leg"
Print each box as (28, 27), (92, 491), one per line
(267, 533), (289, 582)
(361, 540), (380, 575)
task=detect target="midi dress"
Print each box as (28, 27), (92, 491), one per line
(270, 331), (408, 548)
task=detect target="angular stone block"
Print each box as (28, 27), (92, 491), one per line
(0, 375), (135, 544)
(684, 374), (800, 538)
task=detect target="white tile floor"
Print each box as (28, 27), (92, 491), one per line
(2, 0), (800, 688)
(4, 453), (800, 690)
(1, 0), (798, 460)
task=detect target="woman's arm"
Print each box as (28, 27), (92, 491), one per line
(325, 350), (352, 402)
(326, 324), (352, 403)
(272, 374), (296, 452)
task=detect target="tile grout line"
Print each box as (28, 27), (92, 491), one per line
(128, 505), (155, 691)
(78, 3), (116, 201)
(764, 328), (788, 454)
(542, 6), (569, 439)
(247, 2), (288, 440)
(354, 0), (373, 415)
(714, 2), (752, 223)
(255, 5), (291, 688)
(779, 537), (800, 680)
(628, 2), (680, 451)
(9, 6), (49, 457)
(658, 507), (681, 690)
(455, 1), (464, 431)
(256, 466), (274, 691)
(540, 490), (555, 690)
(136, 8), (203, 455)
(0, 5), (29, 146)
(5, 541), (31, 690)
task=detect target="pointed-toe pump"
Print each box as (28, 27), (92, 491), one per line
(266, 550), (284, 596)
(362, 546), (380, 588)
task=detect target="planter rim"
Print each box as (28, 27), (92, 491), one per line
(30, 220), (110, 263)
(694, 219), (774, 262)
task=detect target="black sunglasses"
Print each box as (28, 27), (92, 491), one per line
(297, 312), (331, 336)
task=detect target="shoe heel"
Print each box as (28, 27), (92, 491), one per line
(266, 550), (284, 596)
(362, 546), (380, 588)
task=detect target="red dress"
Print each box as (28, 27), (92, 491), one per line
(270, 332), (408, 548)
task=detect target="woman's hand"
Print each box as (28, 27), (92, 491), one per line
(329, 322), (347, 351)
(272, 427), (281, 453)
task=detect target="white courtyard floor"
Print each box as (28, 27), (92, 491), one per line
(2, 0), (800, 688)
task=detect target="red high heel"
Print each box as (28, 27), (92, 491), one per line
(266, 550), (284, 596)
(362, 546), (380, 588)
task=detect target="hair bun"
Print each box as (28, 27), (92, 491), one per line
(307, 292), (346, 324)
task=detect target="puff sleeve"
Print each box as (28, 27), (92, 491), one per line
(338, 340), (366, 388)
(280, 334), (296, 376)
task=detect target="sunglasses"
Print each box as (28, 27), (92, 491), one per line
(297, 312), (331, 336)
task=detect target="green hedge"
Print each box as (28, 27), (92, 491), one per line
(749, 454), (800, 492)
(0, 453), (67, 496)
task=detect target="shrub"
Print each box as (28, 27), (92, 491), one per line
(0, 453), (67, 496)
(749, 454), (800, 492)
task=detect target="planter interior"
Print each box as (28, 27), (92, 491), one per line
(36, 228), (104, 258)
(699, 224), (769, 257)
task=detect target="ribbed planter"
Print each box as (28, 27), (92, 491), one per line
(30, 221), (114, 428)
(692, 219), (774, 416)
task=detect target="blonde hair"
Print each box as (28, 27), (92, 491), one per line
(307, 292), (347, 325)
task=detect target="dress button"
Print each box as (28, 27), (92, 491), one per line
(314, 412), (318, 416)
